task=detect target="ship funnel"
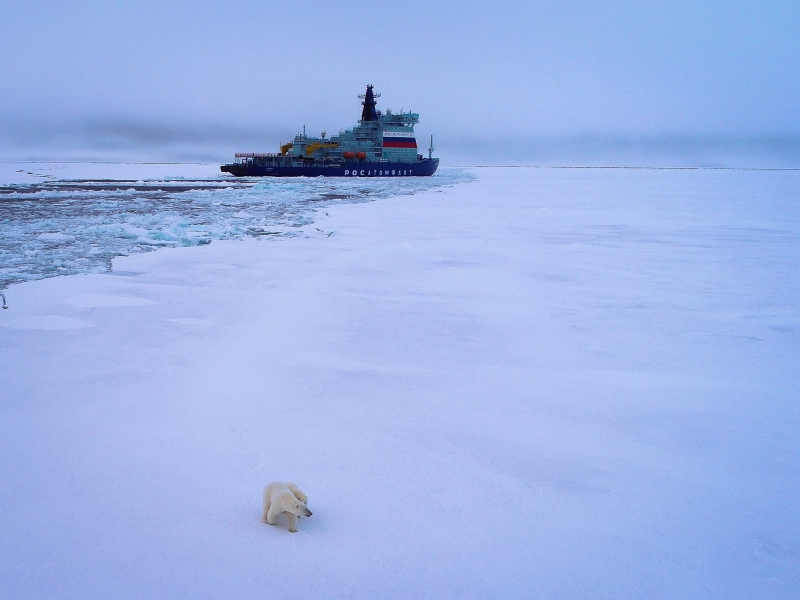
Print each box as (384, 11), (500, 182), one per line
(358, 85), (380, 122)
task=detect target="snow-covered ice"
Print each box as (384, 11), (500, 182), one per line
(1, 166), (799, 599)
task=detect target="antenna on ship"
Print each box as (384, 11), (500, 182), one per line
(428, 135), (434, 159)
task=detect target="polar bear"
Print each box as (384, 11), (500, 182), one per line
(262, 482), (312, 532)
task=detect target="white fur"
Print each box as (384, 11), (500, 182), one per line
(262, 482), (312, 532)
(286, 482), (308, 505)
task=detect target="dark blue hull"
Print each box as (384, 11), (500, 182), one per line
(220, 158), (439, 178)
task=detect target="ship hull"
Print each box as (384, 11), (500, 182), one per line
(220, 158), (439, 178)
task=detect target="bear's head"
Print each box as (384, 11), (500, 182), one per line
(292, 502), (312, 518)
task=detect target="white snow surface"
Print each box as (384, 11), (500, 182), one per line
(1, 167), (799, 599)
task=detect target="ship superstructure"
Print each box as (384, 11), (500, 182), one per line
(221, 85), (438, 177)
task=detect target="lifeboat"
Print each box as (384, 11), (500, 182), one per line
(342, 151), (355, 159)
(355, 151), (367, 159)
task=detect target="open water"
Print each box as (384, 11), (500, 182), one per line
(0, 167), (471, 291)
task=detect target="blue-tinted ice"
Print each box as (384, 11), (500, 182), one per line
(0, 170), (472, 290)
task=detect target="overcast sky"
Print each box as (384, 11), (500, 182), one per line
(1, 0), (798, 160)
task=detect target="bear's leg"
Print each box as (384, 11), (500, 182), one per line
(267, 504), (280, 526)
(262, 490), (272, 523)
(286, 482), (308, 505)
(287, 513), (298, 533)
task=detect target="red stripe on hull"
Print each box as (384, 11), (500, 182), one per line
(382, 140), (418, 148)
